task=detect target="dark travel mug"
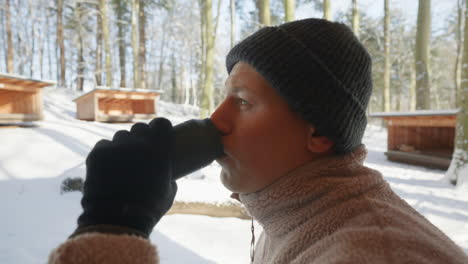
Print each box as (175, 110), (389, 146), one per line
(172, 119), (224, 180)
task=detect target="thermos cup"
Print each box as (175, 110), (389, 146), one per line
(172, 119), (224, 180)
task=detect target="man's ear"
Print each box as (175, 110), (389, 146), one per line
(306, 126), (334, 154)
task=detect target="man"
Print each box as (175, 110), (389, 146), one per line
(49, 19), (468, 264)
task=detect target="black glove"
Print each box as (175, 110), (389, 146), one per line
(72, 118), (177, 239)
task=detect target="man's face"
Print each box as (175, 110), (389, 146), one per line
(211, 62), (314, 194)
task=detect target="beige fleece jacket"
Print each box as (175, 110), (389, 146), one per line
(49, 146), (468, 264)
(48, 232), (159, 264)
(239, 146), (468, 264)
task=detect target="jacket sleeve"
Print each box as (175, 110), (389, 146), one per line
(48, 232), (159, 264)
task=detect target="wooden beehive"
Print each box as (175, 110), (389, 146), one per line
(370, 110), (458, 170)
(73, 87), (162, 122)
(0, 73), (55, 124)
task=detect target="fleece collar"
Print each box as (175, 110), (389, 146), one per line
(238, 146), (385, 236)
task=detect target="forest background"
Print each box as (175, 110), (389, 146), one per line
(1, 0), (467, 183)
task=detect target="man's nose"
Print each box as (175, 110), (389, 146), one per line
(210, 100), (232, 136)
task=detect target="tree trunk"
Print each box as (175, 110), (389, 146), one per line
(115, 0), (127, 88)
(132, 0), (140, 89)
(455, 0), (465, 107)
(415, 0), (431, 110)
(56, 23), (60, 81)
(409, 64), (416, 110)
(77, 39), (85, 91)
(256, 0), (271, 27)
(100, 0), (113, 87)
(284, 0), (295, 22)
(200, 0), (215, 117)
(95, 4), (103, 86)
(29, 0), (36, 77)
(57, 0), (66, 87)
(351, 0), (359, 38)
(171, 54), (177, 103)
(76, 2), (85, 92)
(39, 37), (44, 79)
(180, 65), (186, 104)
(323, 0), (331, 21)
(157, 19), (168, 91)
(434, 88), (441, 108)
(139, 0), (146, 89)
(230, 0), (236, 48)
(17, 33), (24, 75)
(446, 0), (468, 187)
(38, 11), (44, 79)
(199, 0), (206, 96)
(6, 0), (14, 73)
(187, 46), (193, 105)
(46, 12), (53, 80)
(0, 10), (8, 72)
(383, 0), (390, 112)
(189, 44), (196, 106)
(184, 62), (190, 105)
(1, 8), (7, 72)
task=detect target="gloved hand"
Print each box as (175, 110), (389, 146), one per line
(72, 118), (177, 239)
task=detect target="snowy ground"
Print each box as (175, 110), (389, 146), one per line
(0, 87), (467, 263)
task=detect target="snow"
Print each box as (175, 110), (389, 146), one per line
(446, 148), (468, 189)
(0, 87), (467, 263)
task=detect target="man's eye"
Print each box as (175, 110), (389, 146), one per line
(235, 98), (250, 107)
(238, 99), (249, 105)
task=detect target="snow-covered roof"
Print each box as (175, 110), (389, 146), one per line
(73, 86), (164, 101)
(0, 72), (56, 86)
(95, 86), (164, 94)
(369, 109), (459, 117)
(0, 72), (57, 86)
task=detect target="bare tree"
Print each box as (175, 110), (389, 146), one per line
(46, 8), (54, 80)
(230, 0), (236, 48)
(1, 8), (6, 72)
(389, 12), (415, 111)
(447, 0), (468, 187)
(200, 0), (214, 117)
(415, 0), (431, 109)
(132, 0), (140, 88)
(57, 0), (66, 86)
(284, 0), (295, 22)
(199, 0), (222, 117)
(28, 0), (36, 77)
(455, 0), (465, 106)
(351, 0), (359, 38)
(6, 0), (14, 73)
(199, 0), (206, 96)
(70, 1), (91, 92)
(171, 54), (178, 102)
(113, 0), (129, 88)
(77, 2), (86, 91)
(256, 0), (271, 27)
(95, 3), (103, 86)
(383, 0), (390, 111)
(139, 0), (147, 89)
(157, 18), (168, 91)
(36, 1), (45, 79)
(100, 0), (113, 87)
(14, 0), (33, 77)
(323, 0), (331, 20)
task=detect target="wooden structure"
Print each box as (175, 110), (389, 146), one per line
(370, 110), (458, 170)
(73, 87), (162, 122)
(0, 73), (55, 123)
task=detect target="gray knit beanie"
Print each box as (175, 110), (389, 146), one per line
(226, 18), (372, 154)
